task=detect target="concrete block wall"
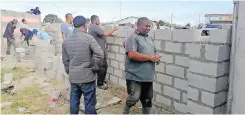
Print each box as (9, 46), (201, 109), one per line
(106, 28), (231, 114)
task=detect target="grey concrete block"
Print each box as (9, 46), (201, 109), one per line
(153, 82), (162, 93)
(189, 60), (229, 77)
(201, 90), (227, 107)
(110, 75), (118, 84)
(187, 86), (199, 101)
(111, 45), (119, 52)
(119, 78), (126, 88)
(175, 56), (189, 67)
(173, 29), (201, 42)
(165, 42), (182, 53)
(114, 38), (124, 46)
(155, 29), (172, 41)
(159, 53), (174, 63)
(107, 52), (115, 59)
(119, 62), (125, 71)
(155, 63), (165, 73)
(114, 68), (123, 78)
(106, 37), (114, 44)
(154, 40), (163, 50)
(209, 29), (231, 44)
(205, 45), (230, 62)
(107, 67), (114, 74)
(187, 72), (228, 92)
(166, 65), (185, 78)
(110, 60), (119, 68)
(156, 73), (173, 85)
(185, 43), (201, 58)
(174, 78), (188, 91)
(187, 100), (226, 114)
(174, 101), (187, 113)
(4, 73), (13, 82)
(155, 94), (172, 106)
(182, 92), (187, 103)
(42, 60), (53, 70)
(116, 53), (125, 62)
(163, 86), (181, 100)
(15, 47), (25, 53)
(119, 47), (125, 54)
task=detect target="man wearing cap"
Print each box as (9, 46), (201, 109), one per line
(3, 19), (18, 55)
(88, 15), (118, 90)
(62, 15), (104, 114)
(61, 13), (74, 40)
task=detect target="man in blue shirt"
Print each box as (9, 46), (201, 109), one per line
(20, 28), (33, 46)
(61, 13), (74, 40)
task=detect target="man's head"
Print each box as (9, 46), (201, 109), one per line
(90, 15), (100, 25)
(12, 19), (18, 25)
(136, 17), (151, 34)
(22, 19), (27, 24)
(73, 15), (88, 31)
(36, 7), (39, 10)
(65, 13), (73, 24)
(20, 28), (24, 33)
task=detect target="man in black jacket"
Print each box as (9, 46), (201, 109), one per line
(3, 19), (18, 55)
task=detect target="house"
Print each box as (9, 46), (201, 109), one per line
(205, 14), (233, 25)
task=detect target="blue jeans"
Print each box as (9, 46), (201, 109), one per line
(70, 81), (97, 114)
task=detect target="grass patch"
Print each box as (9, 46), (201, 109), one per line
(1, 84), (44, 114)
(1, 66), (31, 82)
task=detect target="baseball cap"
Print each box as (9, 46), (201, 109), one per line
(73, 15), (87, 28)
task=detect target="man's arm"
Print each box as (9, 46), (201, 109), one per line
(6, 23), (14, 38)
(94, 25), (117, 37)
(62, 43), (70, 74)
(89, 37), (104, 70)
(61, 24), (66, 40)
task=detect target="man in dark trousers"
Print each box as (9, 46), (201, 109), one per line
(88, 15), (118, 90)
(62, 15), (104, 114)
(3, 19), (18, 55)
(123, 17), (161, 114)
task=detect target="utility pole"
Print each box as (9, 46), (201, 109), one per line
(120, 0), (122, 19)
(171, 12), (173, 29)
(199, 14), (201, 25)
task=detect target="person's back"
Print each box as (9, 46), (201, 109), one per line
(3, 21), (14, 38)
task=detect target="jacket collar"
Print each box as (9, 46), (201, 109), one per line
(135, 30), (148, 37)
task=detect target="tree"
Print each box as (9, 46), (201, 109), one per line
(43, 14), (63, 23)
(159, 20), (165, 26)
(185, 23), (191, 27)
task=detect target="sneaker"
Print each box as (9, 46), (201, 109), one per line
(97, 83), (108, 90)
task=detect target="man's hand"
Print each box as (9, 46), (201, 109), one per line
(149, 55), (160, 62)
(113, 26), (119, 31)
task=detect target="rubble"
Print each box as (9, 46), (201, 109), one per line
(3, 73), (13, 83)
(17, 107), (27, 112)
(1, 102), (13, 108)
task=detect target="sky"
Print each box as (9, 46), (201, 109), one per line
(0, 0), (233, 26)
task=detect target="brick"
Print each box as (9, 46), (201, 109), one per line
(173, 29), (201, 42)
(201, 90), (227, 107)
(185, 43), (201, 58)
(166, 65), (185, 78)
(163, 86), (181, 100)
(116, 53), (125, 62)
(119, 47), (125, 54)
(159, 53), (174, 63)
(111, 45), (119, 52)
(156, 73), (172, 85)
(119, 62), (125, 71)
(114, 68), (123, 78)
(154, 40), (163, 50)
(189, 60), (229, 77)
(42, 60), (53, 70)
(114, 38), (124, 46)
(106, 37), (114, 44)
(182, 93), (187, 103)
(187, 72), (228, 92)
(155, 94), (172, 106)
(205, 45), (230, 62)
(110, 75), (118, 84)
(175, 56), (189, 67)
(153, 82), (162, 93)
(174, 101), (187, 113)
(110, 60), (119, 68)
(209, 29), (231, 44)
(187, 100), (226, 114)
(107, 52), (115, 59)
(155, 63), (165, 73)
(174, 78), (188, 91)
(155, 29), (172, 41)
(187, 86), (199, 101)
(15, 47), (25, 53)
(119, 78), (126, 88)
(107, 67), (114, 74)
(165, 42), (182, 53)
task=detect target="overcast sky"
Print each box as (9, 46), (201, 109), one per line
(0, 0), (233, 26)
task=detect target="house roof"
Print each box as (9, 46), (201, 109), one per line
(205, 14), (233, 17)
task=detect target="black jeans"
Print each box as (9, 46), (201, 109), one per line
(125, 79), (153, 107)
(97, 57), (108, 86)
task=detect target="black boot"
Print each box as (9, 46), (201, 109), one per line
(142, 107), (151, 114)
(122, 104), (131, 114)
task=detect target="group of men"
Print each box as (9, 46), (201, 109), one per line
(61, 14), (160, 114)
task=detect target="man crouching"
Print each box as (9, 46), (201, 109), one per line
(62, 15), (104, 114)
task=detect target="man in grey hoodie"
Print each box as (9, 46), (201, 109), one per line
(3, 19), (18, 55)
(62, 15), (104, 114)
